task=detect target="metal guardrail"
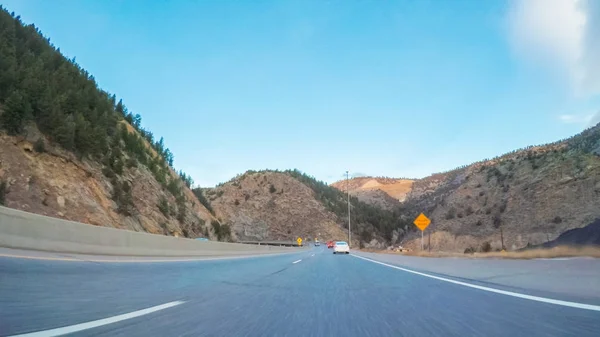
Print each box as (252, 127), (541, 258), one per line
(239, 241), (302, 247)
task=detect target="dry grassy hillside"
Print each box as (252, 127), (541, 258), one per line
(205, 171), (351, 244)
(0, 126), (215, 239)
(399, 132), (600, 252)
(331, 177), (413, 209)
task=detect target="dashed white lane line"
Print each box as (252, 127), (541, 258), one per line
(7, 301), (186, 337)
(352, 254), (600, 312)
(292, 259), (302, 264)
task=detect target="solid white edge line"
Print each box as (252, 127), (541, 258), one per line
(352, 254), (600, 312)
(8, 301), (186, 337)
(292, 259), (302, 264)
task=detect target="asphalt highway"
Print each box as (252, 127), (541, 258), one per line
(1, 247), (599, 337)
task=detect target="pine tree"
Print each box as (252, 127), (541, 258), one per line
(0, 9), (17, 101)
(1, 90), (27, 134)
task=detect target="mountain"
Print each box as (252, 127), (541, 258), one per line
(331, 177), (413, 210)
(391, 125), (600, 252)
(3, 6), (600, 254)
(0, 8), (216, 239)
(201, 170), (411, 248)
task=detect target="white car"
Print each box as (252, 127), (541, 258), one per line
(333, 241), (350, 254)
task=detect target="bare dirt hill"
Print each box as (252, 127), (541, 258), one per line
(331, 177), (413, 210)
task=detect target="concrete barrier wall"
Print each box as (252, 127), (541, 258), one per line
(0, 206), (300, 256)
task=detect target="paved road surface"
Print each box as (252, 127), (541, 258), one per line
(1, 247), (599, 336)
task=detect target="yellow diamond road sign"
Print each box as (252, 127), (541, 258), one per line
(413, 213), (431, 231)
(297, 237), (303, 246)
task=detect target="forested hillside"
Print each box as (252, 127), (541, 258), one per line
(0, 7), (214, 238)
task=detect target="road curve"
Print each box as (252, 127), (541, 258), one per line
(1, 247), (599, 337)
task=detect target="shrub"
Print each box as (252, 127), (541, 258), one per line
(446, 207), (456, 220)
(493, 213), (502, 228)
(269, 184), (276, 193)
(464, 247), (475, 254)
(475, 219), (483, 226)
(211, 220), (220, 234)
(167, 178), (181, 197)
(219, 224), (231, 241)
(0, 180), (7, 205)
(457, 212), (464, 218)
(485, 208), (492, 215)
(113, 181), (135, 215)
(33, 138), (46, 153)
(112, 157), (124, 175)
(503, 184), (510, 193)
(126, 158), (137, 168)
(234, 199), (240, 206)
(244, 194), (250, 201)
(158, 196), (170, 217)
(552, 216), (562, 224)
(192, 188), (215, 215)
(211, 220), (231, 241)
(465, 206), (474, 216)
(479, 191), (485, 197)
(176, 195), (186, 223)
(177, 205), (186, 223)
(499, 200), (507, 213)
(480, 241), (492, 253)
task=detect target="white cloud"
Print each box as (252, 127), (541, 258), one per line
(589, 110), (600, 126)
(507, 0), (600, 96)
(558, 113), (593, 124)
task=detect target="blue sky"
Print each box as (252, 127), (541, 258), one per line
(2, 0), (599, 186)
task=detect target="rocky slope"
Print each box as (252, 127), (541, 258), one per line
(331, 177), (413, 210)
(203, 170), (393, 248)
(205, 171), (349, 243)
(0, 126), (215, 239)
(397, 126), (600, 252)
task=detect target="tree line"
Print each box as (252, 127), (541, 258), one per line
(284, 169), (415, 243)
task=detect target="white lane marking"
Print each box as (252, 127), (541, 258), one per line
(292, 259), (302, 264)
(311, 254), (315, 257)
(8, 301), (186, 337)
(352, 254), (600, 312)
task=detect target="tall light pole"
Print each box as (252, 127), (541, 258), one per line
(346, 170), (351, 248)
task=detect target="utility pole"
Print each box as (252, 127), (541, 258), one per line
(346, 170), (351, 248)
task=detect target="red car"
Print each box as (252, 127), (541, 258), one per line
(327, 241), (334, 249)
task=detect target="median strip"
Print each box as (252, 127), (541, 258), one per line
(352, 254), (600, 312)
(7, 301), (186, 337)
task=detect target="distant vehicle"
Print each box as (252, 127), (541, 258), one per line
(327, 240), (334, 249)
(333, 241), (350, 254)
(196, 238), (209, 241)
(314, 240), (320, 246)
